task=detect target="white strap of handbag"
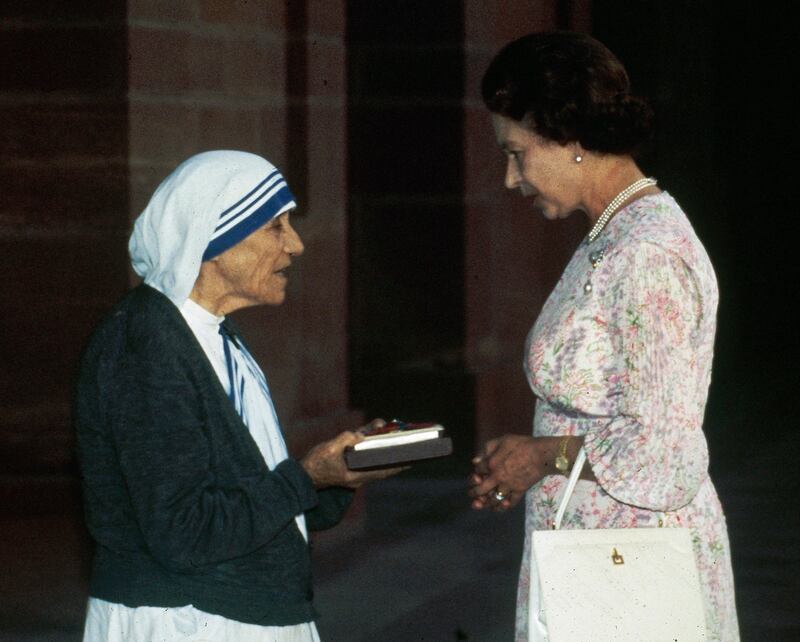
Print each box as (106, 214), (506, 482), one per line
(553, 446), (587, 530)
(552, 446), (670, 532)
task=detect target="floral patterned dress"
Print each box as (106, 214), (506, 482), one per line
(517, 193), (739, 641)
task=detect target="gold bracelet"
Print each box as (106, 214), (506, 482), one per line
(554, 436), (571, 474)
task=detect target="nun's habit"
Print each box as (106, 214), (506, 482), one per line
(77, 151), (344, 642)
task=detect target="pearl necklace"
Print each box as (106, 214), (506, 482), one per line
(587, 177), (657, 243)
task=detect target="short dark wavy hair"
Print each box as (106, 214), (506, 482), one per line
(482, 31), (654, 155)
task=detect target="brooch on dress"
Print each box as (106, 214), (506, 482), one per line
(583, 247), (606, 294)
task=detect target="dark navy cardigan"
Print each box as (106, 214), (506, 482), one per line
(74, 284), (353, 625)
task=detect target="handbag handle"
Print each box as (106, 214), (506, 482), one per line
(553, 446), (587, 530)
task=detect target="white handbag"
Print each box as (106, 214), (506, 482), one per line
(528, 447), (708, 642)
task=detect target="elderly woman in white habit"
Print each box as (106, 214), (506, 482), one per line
(75, 150), (401, 641)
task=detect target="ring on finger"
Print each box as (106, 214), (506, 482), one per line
(493, 489), (507, 501)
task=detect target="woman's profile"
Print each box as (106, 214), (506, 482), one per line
(468, 31), (739, 641)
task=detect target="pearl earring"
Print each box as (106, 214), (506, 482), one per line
(574, 154), (583, 163)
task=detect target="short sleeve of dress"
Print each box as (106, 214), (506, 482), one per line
(582, 241), (710, 511)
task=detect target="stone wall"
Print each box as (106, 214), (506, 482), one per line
(463, 1), (591, 445)
(126, 0), (358, 456)
(0, 0), (590, 489)
(0, 0), (355, 491)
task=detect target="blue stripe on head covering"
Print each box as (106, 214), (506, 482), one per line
(201, 170), (296, 262)
(129, 151), (296, 306)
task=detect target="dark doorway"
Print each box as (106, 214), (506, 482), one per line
(346, 1), (473, 470)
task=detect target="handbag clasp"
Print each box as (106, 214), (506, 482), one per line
(611, 548), (624, 565)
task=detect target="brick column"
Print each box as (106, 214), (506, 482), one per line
(126, 0), (357, 456)
(463, 1), (591, 446)
(267, 0), (364, 452)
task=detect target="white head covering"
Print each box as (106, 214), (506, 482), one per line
(131, 151), (308, 540)
(129, 150), (296, 306)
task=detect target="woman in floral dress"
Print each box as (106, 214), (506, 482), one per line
(468, 32), (739, 641)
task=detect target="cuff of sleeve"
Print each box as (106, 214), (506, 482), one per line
(582, 428), (701, 511)
(582, 429), (630, 502)
(275, 458), (319, 512)
(306, 486), (356, 531)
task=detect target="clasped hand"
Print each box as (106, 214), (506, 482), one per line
(469, 435), (559, 511)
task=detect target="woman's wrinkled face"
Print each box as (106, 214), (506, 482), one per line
(491, 114), (582, 220)
(212, 212), (304, 308)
